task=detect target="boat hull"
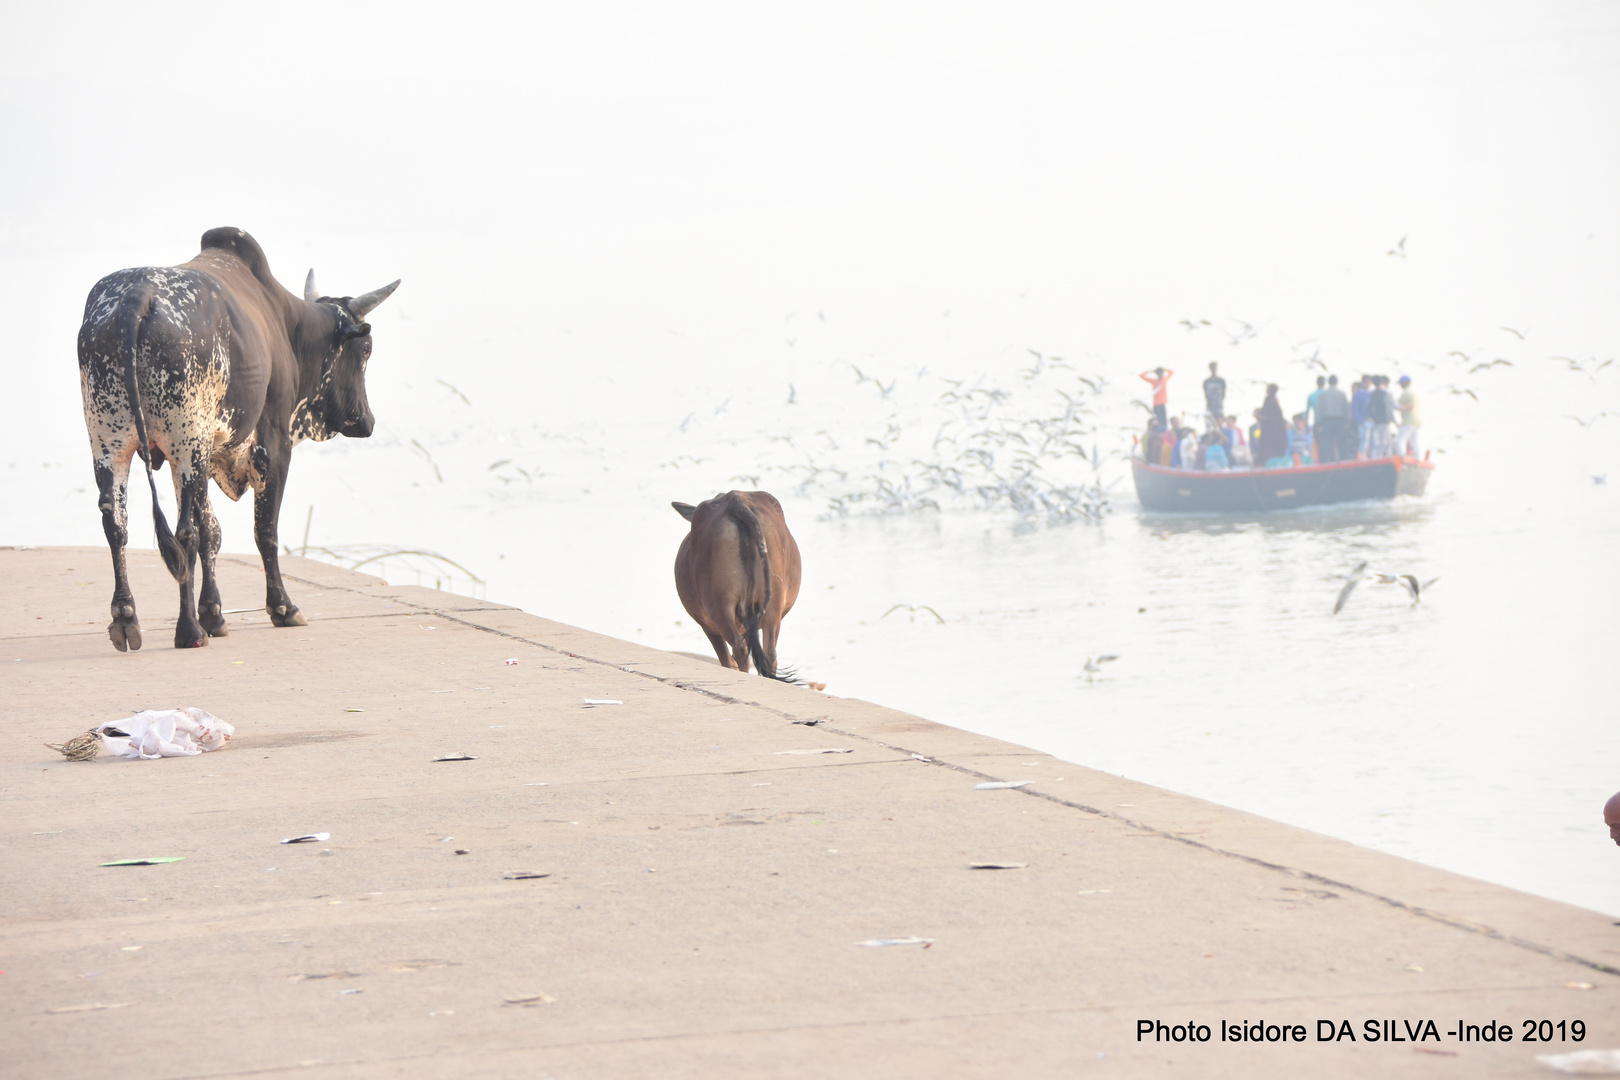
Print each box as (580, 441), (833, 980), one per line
(1131, 456), (1433, 513)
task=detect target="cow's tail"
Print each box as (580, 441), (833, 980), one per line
(727, 494), (795, 682)
(118, 287), (187, 583)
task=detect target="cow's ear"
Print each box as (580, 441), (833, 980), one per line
(339, 322), (372, 344)
(672, 501), (696, 521)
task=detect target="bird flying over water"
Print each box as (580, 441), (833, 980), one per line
(1332, 562), (1369, 616)
(1394, 574), (1439, 603)
(1080, 654), (1120, 681)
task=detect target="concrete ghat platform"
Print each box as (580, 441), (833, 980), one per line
(1, 547), (1614, 1079)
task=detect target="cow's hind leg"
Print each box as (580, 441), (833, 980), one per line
(170, 463), (208, 648)
(196, 490), (228, 637)
(729, 623), (752, 674)
(95, 452), (142, 652)
(702, 628), (737, 669)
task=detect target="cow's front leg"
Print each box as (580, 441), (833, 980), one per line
(196, 489), (228, 637)
(171, 466), (208, 648)
(253, 441), (305, 627)
(95, 454), (142, 652)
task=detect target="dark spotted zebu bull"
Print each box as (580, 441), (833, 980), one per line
(78, 227), (398, 650)
(672, 490), (801, 679)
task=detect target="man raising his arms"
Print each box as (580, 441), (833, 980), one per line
(1140, 367), (1174, 426)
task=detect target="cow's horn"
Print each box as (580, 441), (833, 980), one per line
(348, 279), (401, 318)
(304, 270), (321, 302)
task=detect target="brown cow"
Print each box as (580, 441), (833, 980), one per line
(672, 490), (801, 679)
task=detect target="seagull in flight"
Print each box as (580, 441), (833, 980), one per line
(1332, 562), (1369, 616)
(1080, 654), (1120, 681)
(1387, 235), (1407, 258)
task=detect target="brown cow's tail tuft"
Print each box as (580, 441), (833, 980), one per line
(726, 493), (796, 682)
(119, 289), (187, 583)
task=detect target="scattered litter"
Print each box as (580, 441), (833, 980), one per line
(582, 698), (623, 706)
(968, 862), (1027, 870)
(792, 718), (823, 726)
(1403, 964), (1423, 972)
(503, 993), (556, 1006)
(439, 837), (454, 842)
(504, 658), (519, 665)
(502, 871), (551, 880)
(338, 988), (364, 996)
(420, 625), (436, 631)
(86, 709), (233, 760)
(910, 753), (931, 762)
(429, 1010), (454, 1017)
(1537, 1050), (1620, 1074)
(523, 783), (548, 787)
(855, 937), (934, 948)
(1567, 981), (1596, 990)
(344, 708), (364, 713)
(974, 781), (1032, 790)
(120, 946), (142, 952)
(44, 731), (101, 761)
(281, 833), (330, 845)
(454, 849), (469, 855)
(751, 782), (772, 787)
(432, 754), (477, 762)
(46, 1002), (135, 1014)
(100, 858), (184, 867)
(774, 748), (853, 755)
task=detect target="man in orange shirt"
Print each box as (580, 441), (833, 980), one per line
(1140, 367), (1174, 426)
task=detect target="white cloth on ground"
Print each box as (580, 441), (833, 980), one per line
(94, 708), (234, 759)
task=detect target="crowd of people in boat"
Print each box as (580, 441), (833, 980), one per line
(1137, 363), (1425, 471)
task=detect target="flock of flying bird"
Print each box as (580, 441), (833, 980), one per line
(753, 351), (1121, 525)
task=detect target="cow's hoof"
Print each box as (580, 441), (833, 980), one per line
(269, 604), (307, 628)
(174, 623), (209, 649)
(109, 621), (143, 652)
(200, 605), (229, 637)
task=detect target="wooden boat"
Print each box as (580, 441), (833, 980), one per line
(1131, 454), (1434, 512)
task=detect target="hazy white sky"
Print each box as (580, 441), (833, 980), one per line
(2, 2), (1616, 426)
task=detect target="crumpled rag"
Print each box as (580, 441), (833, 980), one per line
(94, 708), (234, 759)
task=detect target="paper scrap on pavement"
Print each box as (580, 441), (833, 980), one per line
(855, 937), (934, 947)
(774, 748), (853, 755)
(46, 1001), (136, 1014)
(582, 698), (623, 706)
(974, 781), (1033, 790)
(1537, 1050), (1620, 1075)
(503, 993), (556, 1006)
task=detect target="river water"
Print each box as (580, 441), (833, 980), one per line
(2, 4), (1616, 916)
